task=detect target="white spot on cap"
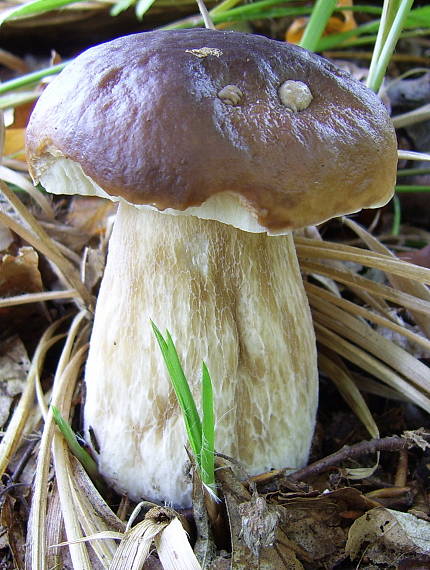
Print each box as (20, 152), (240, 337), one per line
(185, 47), (223, 58)
(217, 85), (243, 106)
(278, 80), (313, 112)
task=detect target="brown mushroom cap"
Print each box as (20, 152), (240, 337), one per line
(26, 29), (397, 232)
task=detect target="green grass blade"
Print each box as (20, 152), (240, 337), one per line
(396, 185), (430, 192)
(367, 0), (414, 93)
(210, 0), (241, 17)
(151, 322), (202, 460)
(368, 0), (400, 78)
(200, 362), (215, 491)
(0, 92), (39, 110)
(314, 19), (379, 51)
(51, 405), (100, 485)
(314, 5), (427, 52)
(397, 167), (430, 178)
(0, 0), (86, 25)
(215, 0), (303, 16)
(162, 3), (312, 30)
(407, 5), (430, 26)
(110, 0), (135, 16)
(299, 0), (337, 52)
(0, 63), (67, 96)
(391, 194), (401, 236)
(135, 0), (156, 19)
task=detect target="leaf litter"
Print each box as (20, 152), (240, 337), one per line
(1, 7), (430, 568)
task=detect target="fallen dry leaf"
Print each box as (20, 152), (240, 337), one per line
(0, 246), (43, 297)
(0, 495), (26, 570)
(275, 486), (383, 567)
(399, 245), (430, 269)
(346, 507), (430, 566)
(3, 129), (26, 162)
(216, 462), (303, 569)
(0, 246), (46, 337)
(0, 222), (14, 251)
(66, 196), (114, 238)
(0, 336), (30, 428)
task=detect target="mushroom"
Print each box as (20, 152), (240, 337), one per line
(26, 29), (397, 507)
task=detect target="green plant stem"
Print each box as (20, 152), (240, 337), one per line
(396, 185), (430, 192)
(151, 322), (216, 492)
(397, 167), (430, 177)
(299, 0), (337, 52)
(0, 0), (90, 25)
(201, 362), (215, 491)
(151, 322), (202, 459)
(51, 405), (101, 488)
(0, 63), (67, 96)
(391, 194), (401, 236)
(315, 5), (429, 52)
(367, 0), (399, 82)
(210, 0), (241, 16)
(0, 92), (39, 110)
(366, 0), (414, 92)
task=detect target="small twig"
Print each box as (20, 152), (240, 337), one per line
(289, 431), (430, 482)
(0, 482), (29, 498)
(0, 289), (79, 308)
(394, 449), (409, 488)
(196, 0), (215, 29)
(10, 436), (39, 482)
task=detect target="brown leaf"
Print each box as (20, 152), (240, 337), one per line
(346, 507), (430, 566)
(277, 487), (382, 568)
(216, 462), (303, 569)
(3, 128), (26, 161)
(0, 246), (43, 297)
(0, 495), (26, 570)
(0, 246), (47, 338)
(66, 196), (114, 237)
(399, 245), (430, 269)
(0, 336), (30, 428)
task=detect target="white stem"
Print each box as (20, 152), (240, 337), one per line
(84, 203), (318, 507)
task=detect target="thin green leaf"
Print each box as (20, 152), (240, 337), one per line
(110, 0), (135, 17)
(0, 92), (39, 110)
(396, 185), (430, 192)
(315, 4), (427, 52)
(215, 0), (303, 17)
(0, 0), (86, 26)
(210, 0), (241, 17)
(51, 405), (101, 487)
(213, 5), (309, 23)
(397, 167), (430, 177)
(135, 0), (156, 20)
(162, 4), (312, 30)
(406, 5), (430, 26)
(367, 0), (414, 93)
(391, 194), (401, 236)
(0, 63), (67, 96)
(315, 19), (378, 51)
(299, 0), (337, 52)
(200, 362), (215, 490)
(151, 322), (202, 461)
(368, 0), (400, 87)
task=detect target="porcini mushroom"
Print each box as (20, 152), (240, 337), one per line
(26, 29), (397, 507)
